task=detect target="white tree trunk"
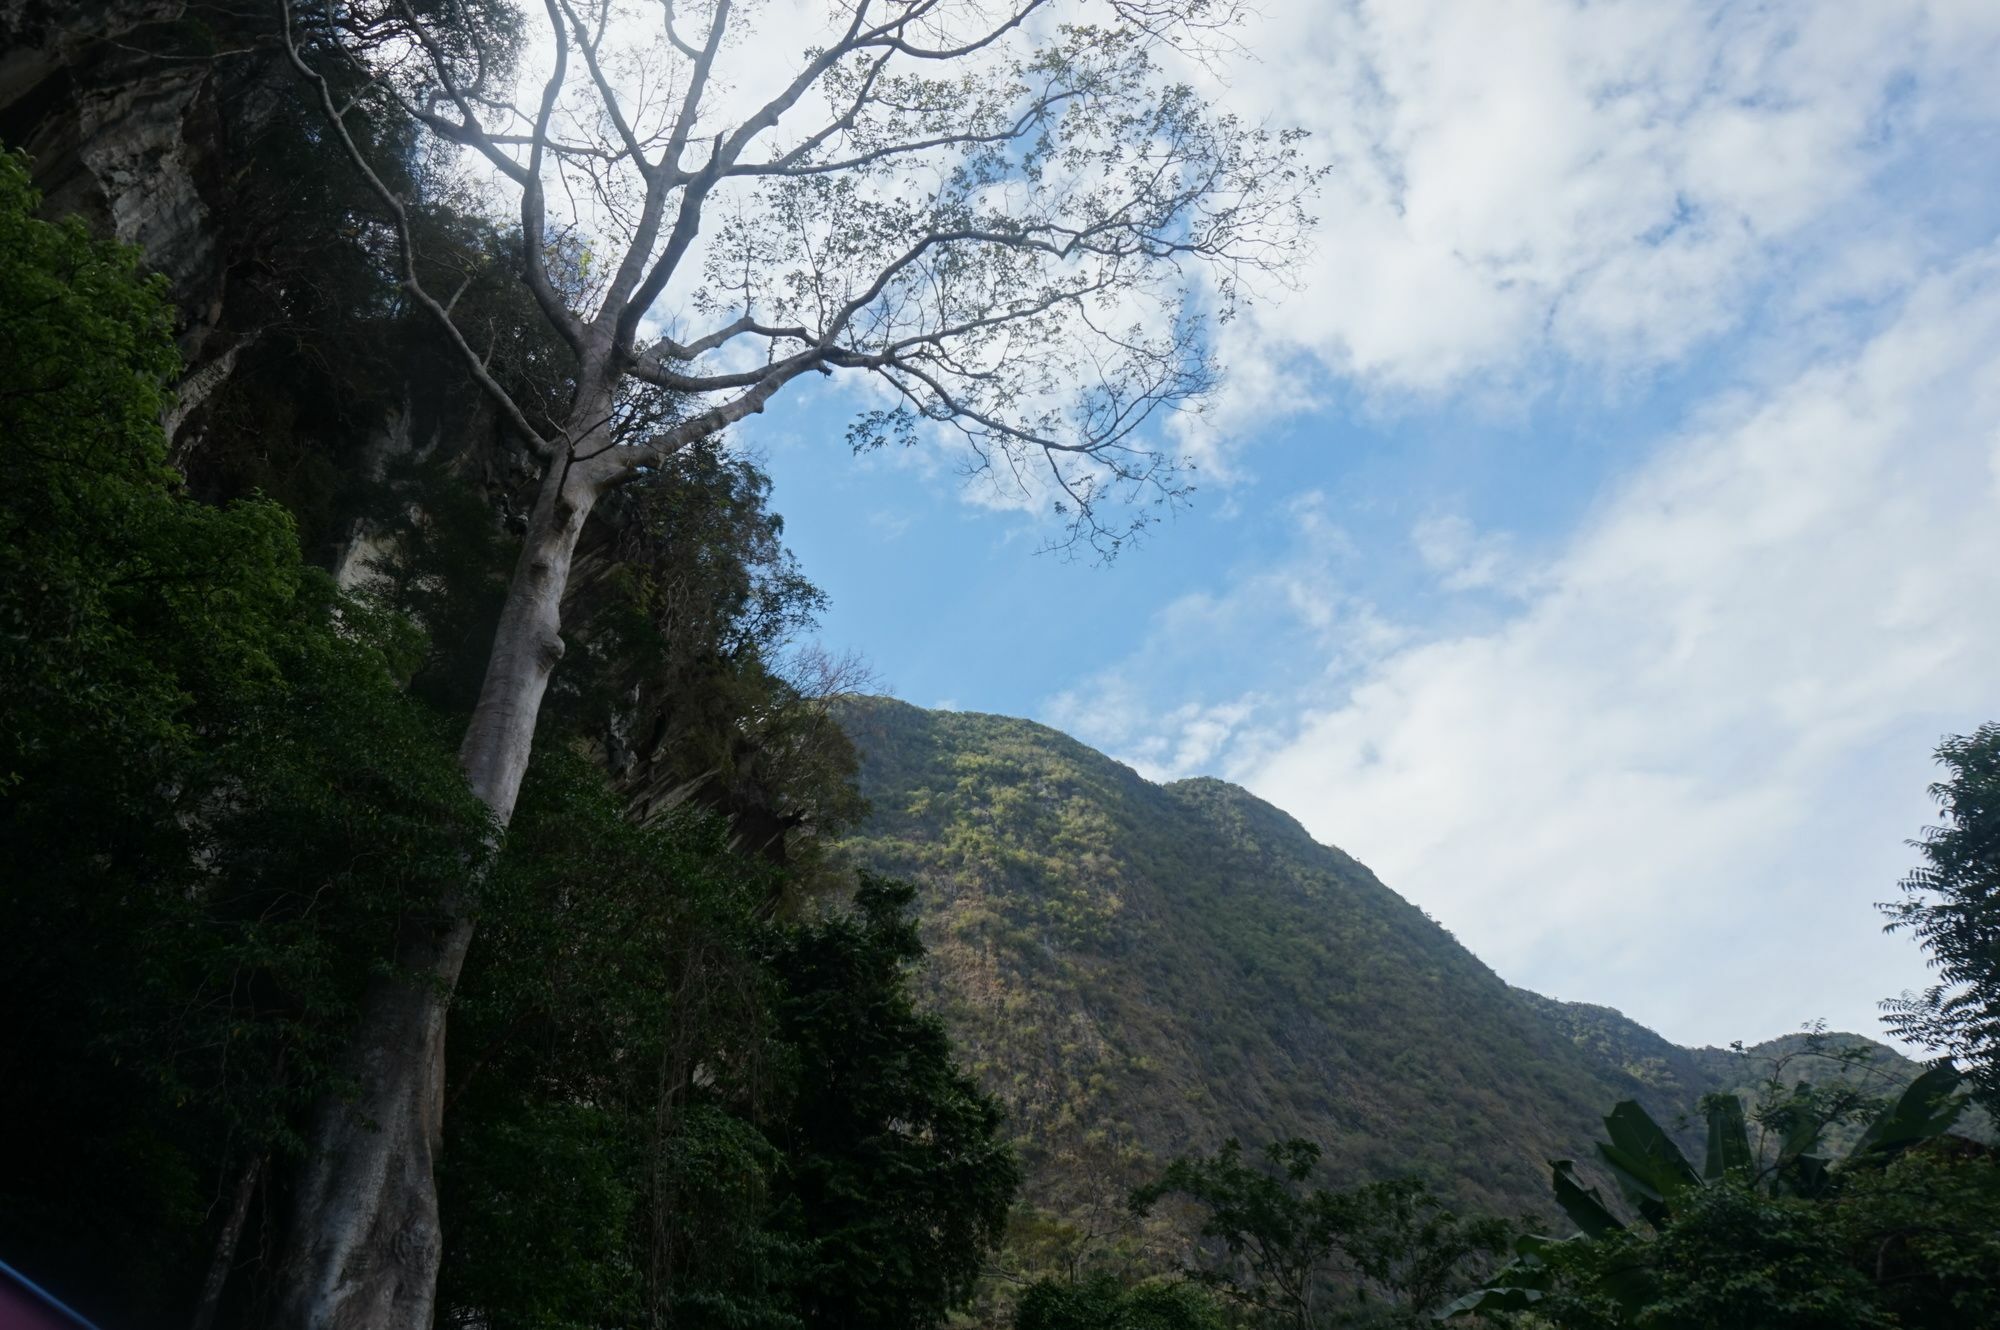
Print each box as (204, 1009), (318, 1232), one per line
(272, 917), (471, 1329)
(276, 391), (613, 1329)
(456, 430), (606, 820)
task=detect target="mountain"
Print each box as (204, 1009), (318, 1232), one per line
(833, 697), (1913, 1226)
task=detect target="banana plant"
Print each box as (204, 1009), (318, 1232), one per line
(1436, 1063), (1967, 1321)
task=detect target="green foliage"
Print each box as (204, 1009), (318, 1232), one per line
(1525, 1181), (1899, 1330)
(1, 145), (202, 778)
(438, 755), (785, 1326)
(1590, 1103), (1699, 1225)
(1882, 724), (2000, 1115)
(1699, 1091), (1750, 1180)
(1490, 1149), (2000, 1330)
(1017, 1275), (1229, 1330)
(1836, 1142), (2000, 1327)
(546, 440), (867, 861)
(351, 420), (863, 873)
(440, 757), (1017, 1330)
(0, 148), (489, 1323)
(440, 1099), (649, 1326)
(1130, 1140), (1511, 1329)
(774, 874), (1023, 1327)
(1727, 1030), (1953, 1193)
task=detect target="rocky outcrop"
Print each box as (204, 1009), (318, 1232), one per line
(1, 0), (306, 446)
(0, 0), (186, 109)
(3, 3), (222, 345)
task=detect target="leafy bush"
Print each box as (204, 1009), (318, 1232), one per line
(1131, 1139), (1511, 1328)
(1017, 1275), (1227, 1330)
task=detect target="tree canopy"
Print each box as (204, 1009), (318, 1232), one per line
(1129, 1139), (1510, 1329)
(1882, 724), (2000, 1114)
(283, 0), (1320, 550)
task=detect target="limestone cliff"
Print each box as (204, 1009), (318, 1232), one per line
(4, 2), (248, 361)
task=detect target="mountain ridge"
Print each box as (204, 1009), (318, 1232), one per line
(832, 695), (1911, 1225)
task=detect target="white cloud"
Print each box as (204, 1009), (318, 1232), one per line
(1047, 686), (1269, 782)
(1044, 489), (1408, 775)
(1410, 513), (1535, 595)
(1189, 0), (2000, 408)
(495, 0), (2000, 538)
(1044, 246), (2000, 1048)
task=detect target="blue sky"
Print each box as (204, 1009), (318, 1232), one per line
(721, 0), (2000, 1051)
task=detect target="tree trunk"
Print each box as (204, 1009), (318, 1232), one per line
(272, 914), (475, 1329)
(190, 1154), (263, 1330)
(275, 391), (614, 1329)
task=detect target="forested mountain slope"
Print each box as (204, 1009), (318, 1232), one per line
(835, 697), (1909, 1222)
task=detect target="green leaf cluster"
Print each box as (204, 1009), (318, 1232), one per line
(1882, 724), (2000, 1115)
(1016, 1275), (1229, 1330)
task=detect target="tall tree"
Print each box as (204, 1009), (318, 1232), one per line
(1882, 724), (2000, 1114)
(274, 0), (1317, 1323)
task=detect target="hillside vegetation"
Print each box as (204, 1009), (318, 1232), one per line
(836, 698), (1911, 1227)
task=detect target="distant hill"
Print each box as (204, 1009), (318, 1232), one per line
(833, 697), (1917, 1228)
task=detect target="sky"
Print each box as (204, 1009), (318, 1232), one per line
(482, 0), (2000, 1052)
(685, 0), (2000, 1053)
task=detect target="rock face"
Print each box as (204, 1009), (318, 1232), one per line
(2, 1), (316, 461)
(2, 2), (226, 354)
(69, 63), (218, 313)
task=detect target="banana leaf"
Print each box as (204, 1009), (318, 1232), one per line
(1850, 1063), (1965, 1158)
(1552, 1159), (1624, 1237)
(1702, 1094), (1752, 1180)
(1596, 1101), (1698, 1225)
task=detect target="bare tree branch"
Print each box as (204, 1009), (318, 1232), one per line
(281, 0), (556, 453)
